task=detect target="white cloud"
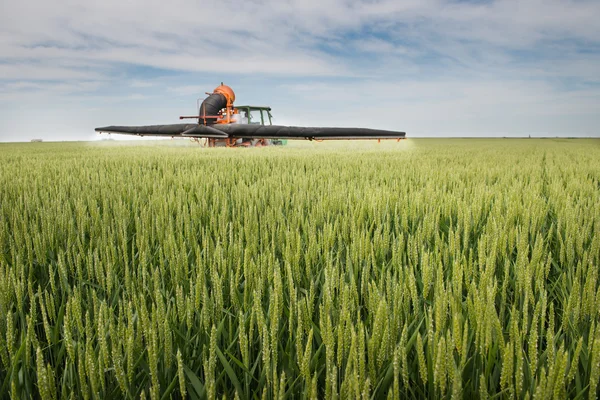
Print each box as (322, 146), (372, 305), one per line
(167, 85), (214, 96)
(3, 0), (599, 79)
(129, 80), (156, 88)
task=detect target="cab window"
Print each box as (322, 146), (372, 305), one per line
(249, 110), (262, 124)
(261, 110), (271, 125)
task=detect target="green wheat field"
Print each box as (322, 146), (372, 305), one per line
(0, 138), (599, 399)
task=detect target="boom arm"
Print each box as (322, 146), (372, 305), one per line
(94, 124), (406, 140)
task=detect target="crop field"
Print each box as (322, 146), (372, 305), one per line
(0, 138), (599, 399)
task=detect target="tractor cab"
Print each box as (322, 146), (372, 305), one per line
(235, 106), (272, 126)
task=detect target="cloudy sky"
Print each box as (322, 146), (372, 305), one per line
(0, 0), (599, 141)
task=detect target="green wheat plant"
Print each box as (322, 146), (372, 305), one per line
(0, 138), (598, 399)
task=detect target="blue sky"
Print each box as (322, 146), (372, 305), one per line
(0, 0), (599, 141)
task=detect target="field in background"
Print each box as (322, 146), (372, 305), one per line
(0, 139), (599, 399)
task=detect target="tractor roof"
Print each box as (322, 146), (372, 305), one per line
(236, 105), (272, 111)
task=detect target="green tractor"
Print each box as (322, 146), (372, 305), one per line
(206, 105), (287, 147)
